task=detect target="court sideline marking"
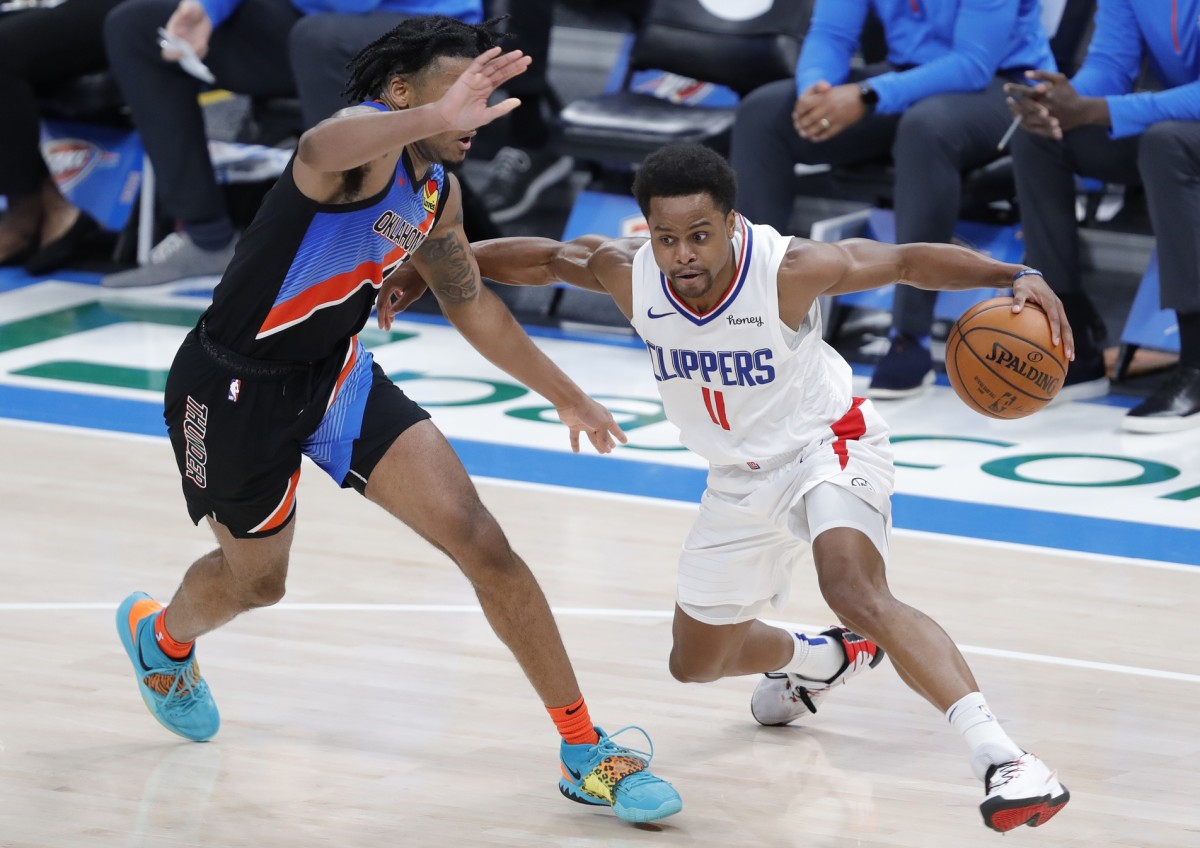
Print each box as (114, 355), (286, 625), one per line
(1, 601), (1197, 685)
(3, 417), (1197, 575)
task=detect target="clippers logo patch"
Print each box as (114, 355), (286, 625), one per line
(227, 378), (241, 403)
(422, 179), (440, 215)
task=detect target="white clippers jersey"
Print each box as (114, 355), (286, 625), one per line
(629, 215), (856, 467)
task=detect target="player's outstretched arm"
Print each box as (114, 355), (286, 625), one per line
(376, 235), (641, 328)
(295, 47), (530, 175)
(471, 236), (610, 291)
(408, 179), (627, 454)
(781, 238), (1074, 358)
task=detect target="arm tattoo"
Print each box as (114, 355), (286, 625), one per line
(421, 231), (478, 304)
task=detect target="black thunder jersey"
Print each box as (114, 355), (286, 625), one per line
(204, 133), (449, 363)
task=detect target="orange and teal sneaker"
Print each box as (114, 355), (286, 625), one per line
(115, 591), (219, 742)
(559, 726), (682, 823)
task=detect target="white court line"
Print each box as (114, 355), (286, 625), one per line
(4, 417), (1199, 574)
(3, 601), (1198, 685)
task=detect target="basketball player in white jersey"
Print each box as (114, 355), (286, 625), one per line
(376, 143), (1073, 832)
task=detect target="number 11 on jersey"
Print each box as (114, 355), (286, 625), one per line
(702, 387), (731, 430)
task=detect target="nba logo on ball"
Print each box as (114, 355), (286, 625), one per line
(945, 297), (1068, 419)
(228, 378), (241, 403)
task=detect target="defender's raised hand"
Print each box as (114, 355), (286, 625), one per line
(435, 47), (532, 133)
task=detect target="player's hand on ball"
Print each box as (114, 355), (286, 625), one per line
(1011, 269), (1074, 360)
(556, 397), (628, 454)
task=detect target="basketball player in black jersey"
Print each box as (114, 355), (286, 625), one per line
(115, 17), (681, 824)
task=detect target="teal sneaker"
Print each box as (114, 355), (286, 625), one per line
(559, 726), (682, 823)
(115, 591), (220, 742)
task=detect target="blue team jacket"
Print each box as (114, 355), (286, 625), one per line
(199, 0), (482, 29)
(795, 0), (1055, 114)
(1072, 0), (1200, 137)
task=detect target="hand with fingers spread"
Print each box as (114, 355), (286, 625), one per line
(435, 46), (532, 134)
(1010, 269), (1075, 361)
(556, 396), (628, 455)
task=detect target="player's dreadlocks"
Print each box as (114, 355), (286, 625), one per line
(342, 15), (508, 105)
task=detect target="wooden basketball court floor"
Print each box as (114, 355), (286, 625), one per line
(2, 419), (1198, 848)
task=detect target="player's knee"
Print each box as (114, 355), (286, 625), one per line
(238, 566), (288, 608)
(442, 504), (514, 575)
(820, 576), (891, 634)
(668, 645), (724, 683)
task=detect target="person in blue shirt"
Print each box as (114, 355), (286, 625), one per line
(100, 0), (483, 289)
(1007, 0), (1200, 432)
(729, 0), (1055, 398)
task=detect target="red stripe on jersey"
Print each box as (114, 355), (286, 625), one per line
(702, 387), (719, 425)
(713, 388), (731, 430)
(831, 396), (867, 470)
(257, 244), (410, 338)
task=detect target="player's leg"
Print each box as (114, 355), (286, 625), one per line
(808, 484), (1068, 831)
(118, 326), (311, 742)
(160, 517), (295, 641)
(667, 476), (876, 722)
(327, 359), (679, 822)
(116, 519), (295, 743)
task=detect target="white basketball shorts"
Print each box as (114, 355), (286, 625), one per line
(676, 400), (895, 626)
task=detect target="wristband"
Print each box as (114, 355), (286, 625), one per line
(1012, 268), (1043, 283)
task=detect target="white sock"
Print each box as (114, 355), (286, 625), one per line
(775, 630), (846, 682)
(947, 692), (1024, 781)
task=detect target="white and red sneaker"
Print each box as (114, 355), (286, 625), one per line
(980, 753), (1070, 832)
(750, 627), (884, 726)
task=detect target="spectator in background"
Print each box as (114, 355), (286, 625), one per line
(0, 0), (123, 276)
(101, 0), (483, 288)
(729, 0), (1055, 399)
(1007, 0), (1200, 432)
(473, 0), (575, 224)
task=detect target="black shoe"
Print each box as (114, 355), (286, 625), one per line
(1122, 365), (1200, 433)
(1053, 348), (1109, 403)
(479, 146), (575, 223)
(867, 332), (934, 399)
(24, 211), (100, 276)
(0, 241), (36, 267)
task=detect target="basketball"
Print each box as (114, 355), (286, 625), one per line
(945, 297), (1067, 419)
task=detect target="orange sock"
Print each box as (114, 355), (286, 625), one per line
(153, 610), (194, 660)
(547, 695), (599, 746)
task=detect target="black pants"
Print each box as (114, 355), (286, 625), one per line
(1011, 121), (1200, 339)
(105, 0), (303, 226)
(730, 71), (1014, 337)
(0, 0), (124, 198)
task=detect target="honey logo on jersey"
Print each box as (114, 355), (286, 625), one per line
(422, 179), (440, 215)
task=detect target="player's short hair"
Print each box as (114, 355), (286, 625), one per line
(342, 16), (507, 104)
(632, 143), (737, 218)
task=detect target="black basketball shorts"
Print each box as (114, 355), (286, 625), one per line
(164, 324), (430, 538)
